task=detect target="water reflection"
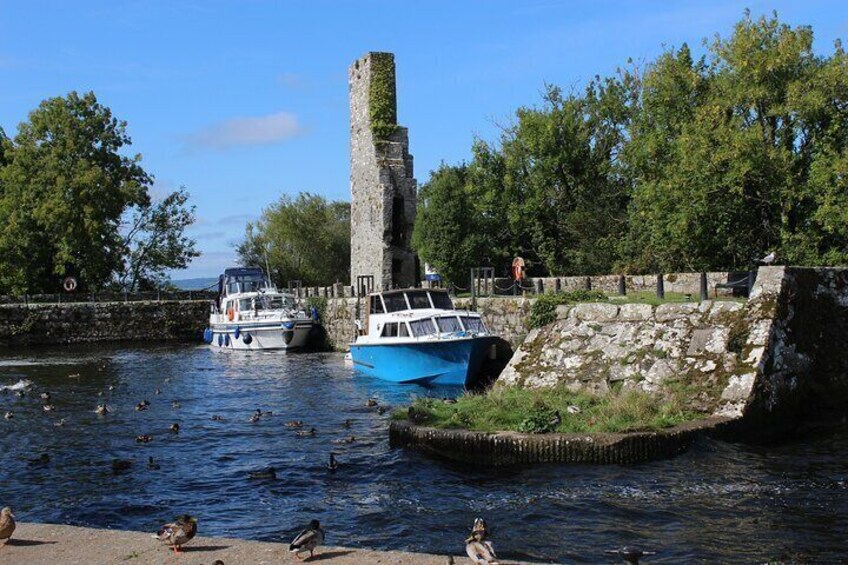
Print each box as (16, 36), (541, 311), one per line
(0, 343), (846, 563)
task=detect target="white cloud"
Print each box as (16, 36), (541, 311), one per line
(184, 112), (304, 151)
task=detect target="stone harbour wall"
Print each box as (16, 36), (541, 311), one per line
(498, 266), (848, 437)
(0, 300), (210, 346)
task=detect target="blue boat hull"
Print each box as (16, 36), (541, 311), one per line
(349, 336), (497, 386)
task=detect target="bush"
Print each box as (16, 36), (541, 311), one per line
(528, 289), (607, 329)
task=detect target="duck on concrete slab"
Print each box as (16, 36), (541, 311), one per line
(289, 519), (324, 561)
(465, 518), (499, 565)
(0, 507), (15, 546)
(154, 514), (197, 554)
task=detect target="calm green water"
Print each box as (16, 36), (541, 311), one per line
(1, 343), (846, 563)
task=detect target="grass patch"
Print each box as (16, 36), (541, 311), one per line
(396, 385), (698, 434)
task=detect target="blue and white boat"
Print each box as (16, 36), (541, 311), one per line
(349, 288), (498, 386)
(205, 267), (312, 351)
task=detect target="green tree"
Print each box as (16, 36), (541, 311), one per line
(0, 91), (198, 293)
(236, 192), (350, 286)
(412, 163), (482, 286)
(117, 187), (200, 291)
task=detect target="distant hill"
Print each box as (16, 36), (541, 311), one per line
(170, 277), (218, 290)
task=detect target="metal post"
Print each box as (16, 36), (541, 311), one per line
(555, 278), (562, 293)
(585, 276), (592, 291)
(700, 272), (708, 302)
(470, 268), (477, 312)
(535, 279), (543, 294)
(618, 275), (626, 296)
(656, 274), (665, 300)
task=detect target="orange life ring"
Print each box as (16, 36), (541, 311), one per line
(227, 307), (234, 321)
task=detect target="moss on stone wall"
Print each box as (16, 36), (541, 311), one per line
(368, 53), (398, 139)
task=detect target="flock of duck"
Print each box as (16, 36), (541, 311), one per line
(1, 375), (656, 564)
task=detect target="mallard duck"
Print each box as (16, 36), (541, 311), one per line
(147, 456), (160, 470)
(95, 404), (109, 416)
(43, 404), (55, 412)
(289, 519), (324, 561)
(68, 373), (80, 379)
(549, 410), (562, 429)
(154, 387), (161, 395)
(135, 400), (150, 411)
(171, 401), (181, 409)
(376, 406), (387, 415)
(40, 392), (51, 401)
(0, 507), (15, 545)
(136, 434), (152, 443)
(211, 415), (224, 421)
(341, 419), (353, 429)
(169, 423), (180, 434)
(327, 453), (338, 473)
(54, 418), (66, 427)
(27, 453), (50, 467)
(248, 467), (276, 480)
(442, 397), (457, 405)
(296, 428), (317, 438)
(111, 459), (133, 473)
(605, 547), (657, 564)
(3, 411), (12, 420)
(249, 413), (261, 423)
(465, 518), (499, 565)
(154, 514), (197, 554)
(285, 420), (304, 428)
(365, 399), (378, 408)
(332, 436), (356, 445)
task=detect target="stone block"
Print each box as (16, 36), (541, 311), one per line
(655, 302), (699, 322)
(571, 303), (619, 321)
(555, 304), (572, 319)
(618, 303), (653, 321)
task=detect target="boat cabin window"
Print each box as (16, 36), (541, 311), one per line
(430, 292), (453, 310)
(226, 273), (267, 294)
(409, 318), (437, 337)
(407, 291), (431, 309)
(460, 316), (486, 333)
(436, 316), (462, 333)
(382, 293), (409, 313)
(380, 322), (410, 338)
(370, 296), (385, 314)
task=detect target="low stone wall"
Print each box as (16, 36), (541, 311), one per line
(498, 266), (848, 436)
(0, 300), (210, 346)
(390, 418), (730, 465)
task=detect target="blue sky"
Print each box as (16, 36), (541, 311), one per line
(1, 1), (846, 278)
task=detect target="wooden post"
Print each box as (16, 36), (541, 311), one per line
(618, 275), (626, 296)
(700, 272), (708, 302)
(656, 274), (665, 300)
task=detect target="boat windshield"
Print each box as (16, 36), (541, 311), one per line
(436, 316), (462, 333)
(460, 316), (487, 333)
(407, 291), (431, 309)
(227, 273), (268, 294)
(382, 293), (409, 313)
(239, 294), (293, 312)
(430, 292), (453, 309)
(409, 318), (437, 337)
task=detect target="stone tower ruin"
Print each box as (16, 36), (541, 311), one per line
(349, 52), (418, 291)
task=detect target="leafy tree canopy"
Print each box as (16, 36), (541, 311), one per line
(413, 12), (848, 283)
(236, 192), (350, 287)
(0, 91), (198, 293)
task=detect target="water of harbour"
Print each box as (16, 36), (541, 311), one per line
(0, 344), (846, 564)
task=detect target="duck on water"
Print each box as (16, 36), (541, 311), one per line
(205, 267), (312, 351)
(348, 288), (498, 387)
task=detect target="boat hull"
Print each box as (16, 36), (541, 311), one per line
(207, 321), (312, 351)
(349, 336), (497, 386)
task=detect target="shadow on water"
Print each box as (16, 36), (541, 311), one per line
(1, 342), (847, 564)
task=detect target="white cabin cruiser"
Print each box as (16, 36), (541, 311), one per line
(205, 267), (312, 351)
